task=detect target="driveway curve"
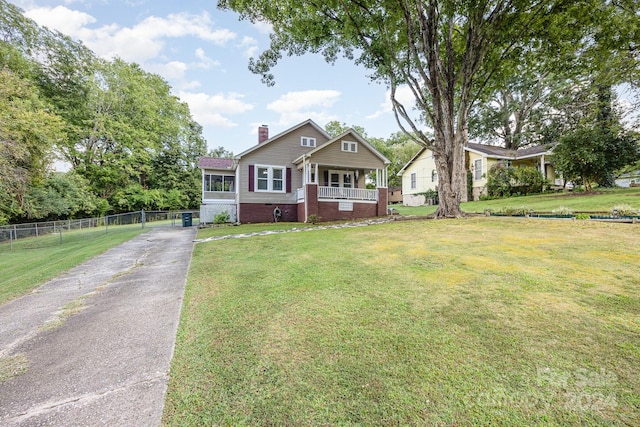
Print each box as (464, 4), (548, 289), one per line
(0, 227), (196, 426)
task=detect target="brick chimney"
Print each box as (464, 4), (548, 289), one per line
(258, 125), (269, 143)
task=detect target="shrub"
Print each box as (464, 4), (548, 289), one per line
(514, 166), (545, 195)
(422, 188), (439, 205)
(611, 204), (636, 217)
(575, 213), (591, 220)
(487, 164), (545, 198)
(487, 164), (515, 198)
(499, 206), (532, 216)
(552, 206), (573, 215)
(307, 214), (319, 224)
(214, 210), (231, 224)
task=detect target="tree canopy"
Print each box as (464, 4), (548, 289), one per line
(219, 0), (616, 217)
(0, 0), (207, 224)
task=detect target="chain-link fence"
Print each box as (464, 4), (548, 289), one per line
(0, 210), (199, 251)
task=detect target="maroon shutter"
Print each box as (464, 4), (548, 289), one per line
(248, 165), (254, 191)
(286, 168), (292, 193)
(323, 171), (329, 186)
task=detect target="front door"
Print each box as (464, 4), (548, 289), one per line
(329, 170), (354, 188)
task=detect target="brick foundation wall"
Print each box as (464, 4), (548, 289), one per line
(318, 202), (377, 222)
(239, 203), (298, 223)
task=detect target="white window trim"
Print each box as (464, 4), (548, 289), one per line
(301, 136), (316, 147)
(474, 158), (483, 181)
(255, 164), (286, 193)
(341, 140), (357, 153)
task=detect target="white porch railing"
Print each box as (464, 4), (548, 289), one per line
(318, 186), (377, 201)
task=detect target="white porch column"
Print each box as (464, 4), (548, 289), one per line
(314, 163), (319, 184)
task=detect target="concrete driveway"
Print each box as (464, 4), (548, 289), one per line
(0, 227), (196, 426)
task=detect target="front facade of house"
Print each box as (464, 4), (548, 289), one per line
(200, 120), (390, 223)
(399, 143), (557, 203)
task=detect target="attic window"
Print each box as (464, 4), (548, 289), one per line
(301, 136), (316, 147)
(342, 141), (357, 153)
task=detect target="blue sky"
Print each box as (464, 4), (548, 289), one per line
(10, 0), (411, 155)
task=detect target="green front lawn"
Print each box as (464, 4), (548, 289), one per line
(0, 226), (147, 305)
(164, 218), (639, 426)
(389, 187), (640, 216)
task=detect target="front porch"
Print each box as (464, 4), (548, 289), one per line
(297, 186), (378, 202)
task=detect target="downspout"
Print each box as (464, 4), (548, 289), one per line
(235, 159), (240, 223)
(303, 154), (308, 222)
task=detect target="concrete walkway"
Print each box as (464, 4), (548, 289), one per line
(0, 227), (196, 426)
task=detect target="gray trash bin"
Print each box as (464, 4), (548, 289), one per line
(181, 212), (192, 227)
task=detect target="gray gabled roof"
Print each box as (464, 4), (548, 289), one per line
(293, 128), (391, 165)
(398, 142), (556, 175)
(234, 119), (331, 159)
(466, 142), (556, 159)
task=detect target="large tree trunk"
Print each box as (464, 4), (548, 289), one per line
(434, 132), (467, 218)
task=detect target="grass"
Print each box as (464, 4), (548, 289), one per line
(0, 225), (147, 305)
(389, 187), (640, 216)
(163, 217), (640, 426)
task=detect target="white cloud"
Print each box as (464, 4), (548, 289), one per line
(366, 86), (416, 120)
(238, 36), (258, 59)
(145, 61), (188, 81)
(178, 91), (254, 127)
(267, 90), (341, 128)
(268, 90), (341, 113)
(252, 21), (272, 35)
(23, 7), (236, 64)
(194, 48), (220, 69)
(25, 5), (96, 35)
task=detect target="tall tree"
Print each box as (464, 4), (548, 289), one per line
(219, 0), (590, 217)
(554, 85), (639, 190)
(0, 65), (64, 222)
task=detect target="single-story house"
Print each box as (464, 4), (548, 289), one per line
(199, 119), (391, 223)
(398, 142), (558, 204)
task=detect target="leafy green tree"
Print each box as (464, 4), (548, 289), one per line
(2, 1), (208, 216)
(0, 65), (64, 222)
(219, 0), (596, 218)
(554, 85), (639, 190)
(208, 146), (234, 158)
(324, 120), (367, 139)
(554, 127), (639, 191)
(25, 172), (108, 220)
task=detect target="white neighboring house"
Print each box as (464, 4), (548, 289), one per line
(397, 147), (439, 206)
(615, 170), (640, 187)
(399, 143), (558, 205)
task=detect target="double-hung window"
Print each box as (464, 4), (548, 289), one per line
(256, 165), (286, 192)
(342, 141), (357, 152)
(301, 136), (316, 147)
(410, 173), (417, 189)
(474, 158), (483, 180)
